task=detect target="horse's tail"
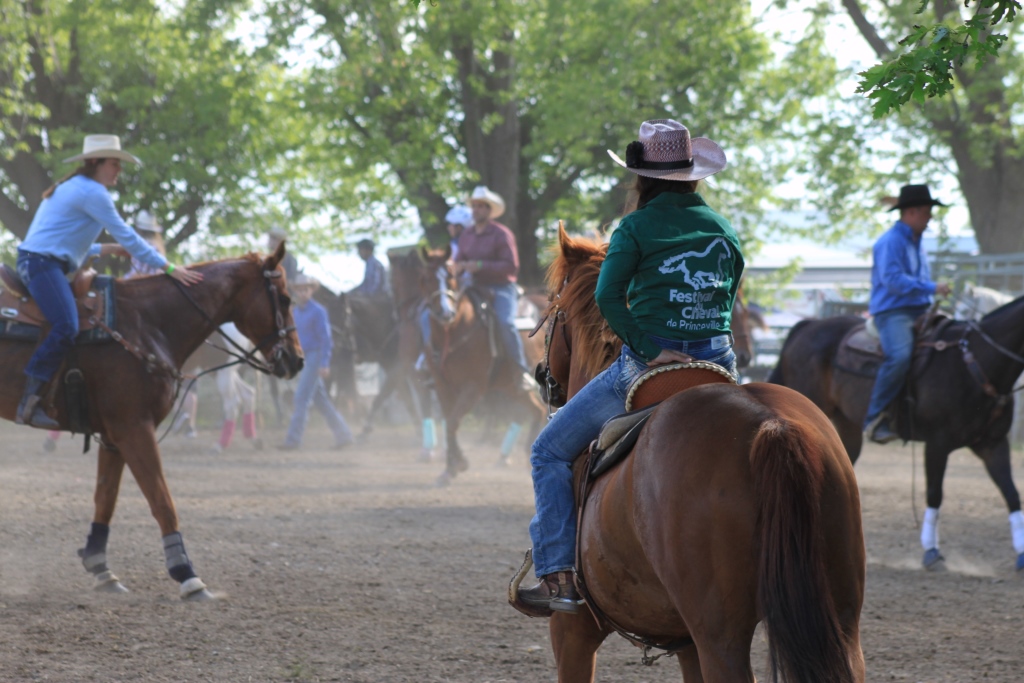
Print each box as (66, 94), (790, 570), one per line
(750, 418), (855, 683)
(765, 319), (812, 385)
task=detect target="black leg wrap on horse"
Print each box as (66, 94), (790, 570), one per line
(78, 522), (111, 575)
(163, 532), (197, 583)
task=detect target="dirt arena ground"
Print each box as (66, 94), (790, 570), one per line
(1, 416), (1023, 682)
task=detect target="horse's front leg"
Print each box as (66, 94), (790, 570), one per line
(922, 441), (954, 570)
(79, 442), (129, 593)
(549, 610), (610, 683)
(971, 438), (1024, 570)
(112, 423), (215, 600)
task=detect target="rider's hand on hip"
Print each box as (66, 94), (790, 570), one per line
(647, 348), (694, 367)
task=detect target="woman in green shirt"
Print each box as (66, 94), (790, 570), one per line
(515, 119), (745, 615)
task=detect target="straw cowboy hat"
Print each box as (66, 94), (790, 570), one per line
(467, 186), (505, 219)
(608, 119), (726, 182)
(135, 210), (162, 233)
(63, 134), (143, 166)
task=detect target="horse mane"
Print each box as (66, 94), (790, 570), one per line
(546, 231), (622, 380)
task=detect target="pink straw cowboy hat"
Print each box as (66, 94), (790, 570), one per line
(608, 119), (726, 181)
(62, 134), (143, 166)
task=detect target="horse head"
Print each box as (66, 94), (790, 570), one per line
(230, 241), (304, 379)
(541, 224), (621, 401)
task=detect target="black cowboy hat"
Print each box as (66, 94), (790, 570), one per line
(889, 184), (946, 211)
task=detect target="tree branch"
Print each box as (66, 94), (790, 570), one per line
(841, 0), (892, 58)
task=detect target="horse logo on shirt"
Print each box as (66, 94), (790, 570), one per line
(658, 237), (734, 290)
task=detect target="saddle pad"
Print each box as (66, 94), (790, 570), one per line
(624, 360), (736, 412)
(0, 275), (115, 345)
(590, 405), (656, 478)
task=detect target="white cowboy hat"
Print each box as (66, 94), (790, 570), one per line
(467, 186), (505, 219)
(608, 119), (726, 182)
(62, 134), (143, 166)
(135, 210), (162, 233)
(445, 205), (474, 228)
(267, 225), (288, 240)
(292, 273), (319, 289)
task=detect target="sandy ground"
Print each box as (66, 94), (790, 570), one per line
(1, 414), (1023, 682)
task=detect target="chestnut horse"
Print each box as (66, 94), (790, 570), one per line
(0, 243), (302, 599)
(534, 227), (865, 682)
(417, 250), (545, 485)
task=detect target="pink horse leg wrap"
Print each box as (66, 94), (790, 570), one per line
(219, 420), (236, 449)
(242, 412), (256, 439)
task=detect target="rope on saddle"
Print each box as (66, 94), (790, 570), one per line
(573, 445), (694, 666)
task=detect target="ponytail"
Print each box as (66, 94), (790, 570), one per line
(41, 159), (102, 199)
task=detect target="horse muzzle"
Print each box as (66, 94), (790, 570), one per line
(273, 349), (304, 379)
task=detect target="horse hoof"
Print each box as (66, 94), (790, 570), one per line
(922, 548), (945, 570)
(1016, 553), (1024, 572)
(496, 456), (512, 468)
(435, 471), (452, 488)
(417, 448), (433, 463)
(93, 570), (129, 594)
(179, 577), (216, 601)
(182, 587), (218, 602)
(453, 456), (469, 474)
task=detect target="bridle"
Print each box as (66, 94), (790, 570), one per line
(170, 267), (295, 375)
(530, 278), (571, 416)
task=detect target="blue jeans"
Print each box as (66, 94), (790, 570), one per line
(17, 250), (76, 382)
(528, 341), (737, 577)
(284, 348), (354, 447)
(418, 306), (431, 347)
(485, 282), (527, 371)
(864, 306), (927, 428)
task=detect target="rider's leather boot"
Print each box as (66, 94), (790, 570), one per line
(16, 377), (59, 429)
(517, 570), (583, 614)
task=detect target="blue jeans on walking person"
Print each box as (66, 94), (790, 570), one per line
(283, 348), (354, 447)
(528, 339), (737, 577)
(485, 282), (527, 371)
(17, 250), (77, 382)
(863, 305), (927, 429)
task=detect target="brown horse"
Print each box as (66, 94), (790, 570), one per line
(532, 227), (865, 682)
(0, 243), (302, 599)
(417, 251), (545, 485)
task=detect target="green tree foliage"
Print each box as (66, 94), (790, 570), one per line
(858, 0), (1020, 117)
(263, 0), (843, 284)
(838, 0), (1024, 254)
(0, 0), (305, 254)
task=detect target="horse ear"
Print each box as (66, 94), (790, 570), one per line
(557, 220), (590, 266)
(266, 240), (286, 270)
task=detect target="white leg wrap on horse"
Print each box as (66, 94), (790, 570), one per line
(423, 418), (436, 449)
(921, 507), (940, 550)
(179, 576), (208, 598)
(1009, 511), (1024, 554)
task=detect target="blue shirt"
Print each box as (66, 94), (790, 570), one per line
(293, 299), (333, 368)
(20, 175), (168, 272)
(869, 220), (937, 315)
(351, 255), (386, 296)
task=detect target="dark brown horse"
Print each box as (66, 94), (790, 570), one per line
(768, 298), (1024, 570)
(532, 227), (865, 682)
(0, 243), (302, 599)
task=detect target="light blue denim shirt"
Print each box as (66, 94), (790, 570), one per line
(20, 175), (168, 272)
(868, 220), (936, 315)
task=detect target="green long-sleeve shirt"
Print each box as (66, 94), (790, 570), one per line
(595, 192), (745, 361)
